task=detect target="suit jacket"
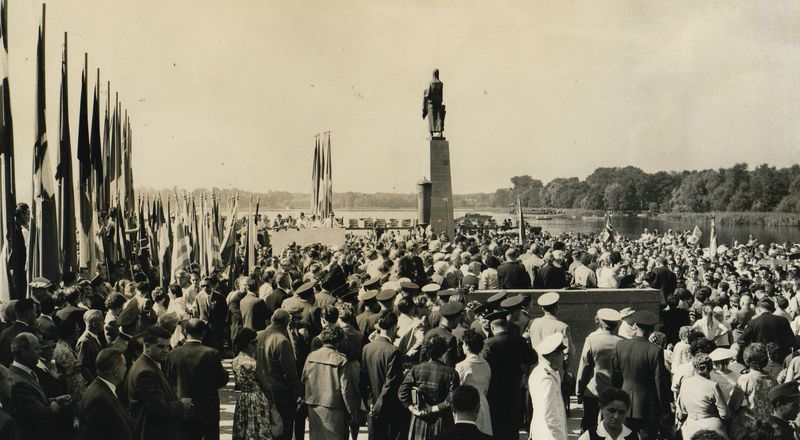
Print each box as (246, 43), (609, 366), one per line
(361, 335), (403, 416)
(77, 332), (103, 382)
(36, 316), (58, 341)
(255, 324), (301, 402)
(611, 336), (671, 420)
(431, 422), (493, 440)
(55, 305), (87, 329)
(484, 331), (535, 408)
(78, 378), (134, 440)
(240, 293), (268, 331)
(197, 291), (228, 325)
(0, 408), (17, 440)
(740, 312), (796, 362)
(423, 326), (462, 367)
(126, 354), (186, 440)
(649, 266), (677, 299)
(497, 261), (531, 289)
(280, 295), (321, 336)
(0, 322), (37, 366)
(164, 341), (228, 422)
(263, 288), (288, 318)
(8, 364), (54, 440)
(536, 263), (567, 289)
(576, 329), (623, 398)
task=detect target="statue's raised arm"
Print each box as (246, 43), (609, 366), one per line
(422, 68), (446, 137)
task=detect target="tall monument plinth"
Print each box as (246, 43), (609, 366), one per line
(422, 68), (455, 239)
(429, 137), (455, 239)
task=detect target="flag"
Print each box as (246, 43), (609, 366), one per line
(219, 196), (237, 272)
(709, 217), (718, 256)
(324, 132), (333, 221)
(311, 135), (319, 217)
(91, 70), (103, 212)
(158, 198), (172, 288)
(29, 7), (61, 287)
(56, 33), (77, 275)
(517, 196), (524, 245)
(600, 214), (614, 243)
(101, 82), (110, 212)
(170, 214), (191, 282)
(690, 225), (702, 245)
(247, 197), (258, 274)
(77, 54), (93, 272)
(0, 0), (20, 299)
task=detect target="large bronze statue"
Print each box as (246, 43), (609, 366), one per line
(422, 69), (445, 137)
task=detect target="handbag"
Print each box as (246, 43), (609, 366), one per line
(269, 403), (284, 438)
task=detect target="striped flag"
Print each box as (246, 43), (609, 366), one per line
(170, 212), (191, 282)
(0, 0), (19, 300)
(690, 225), (702, 245)
(157, 198), (172, 288)
(29, 7), (61, 287)
(709, 217), (718, 256)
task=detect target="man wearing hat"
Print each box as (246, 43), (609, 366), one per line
(529, 292), (573, 367)
(576, 308), (624, 432)
(767, 381), (800, 440)
(422, 301), (464, 367)
(356, 290), (382, 343)
(500, 295), (529, 338)
(610, 310), (671, 440)
(281, 280), (321, 337)
(528, 333), (567, 440)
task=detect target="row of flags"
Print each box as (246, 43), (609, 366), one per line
(0, 3), (136, 300)
(311, 132), (333, 220)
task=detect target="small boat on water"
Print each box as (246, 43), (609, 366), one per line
(534, 215), (552, 221)
(582, 215), (604, 221)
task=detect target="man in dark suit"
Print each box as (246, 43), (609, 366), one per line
(263, 272), (291, 318)
(535, 251), (568, 289)
(196, 278), (228, 352)
(649, 257), (677, 300)
(497, 248), (531, 289)
(35, 297), (58, 341)
(422, 302), (464, 367)
(240, 278), (268, 331)
(255, 310), (301, 440)
(78, 348), (134, 440)
(127, 326), (191, 440)
(0, 364), (19, 440)
(484, 318), (536, 440)
(740, 297), (796, 362)
(55, 286), (87, 329)
(77, 310), (105, 383)
(611, 311), (671, 440)
(431, 385), (493, 440)
(165, 319), (228, 440)
(0, 299), (39, 366)
(7, 333), (70, 440)
(362, 312), (407, 440)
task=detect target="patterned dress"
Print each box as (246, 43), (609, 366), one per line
(232, 352), (281, 440)
(52, 339), (86, 403)
(730, 369), (776, 440)
(398, 359), (460, 440)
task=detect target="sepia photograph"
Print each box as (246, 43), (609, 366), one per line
(0, 1), (799, 440)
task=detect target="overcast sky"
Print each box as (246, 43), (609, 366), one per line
(6, 0), (800, 202)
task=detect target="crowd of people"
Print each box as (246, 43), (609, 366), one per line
(0, 222), (799, 440)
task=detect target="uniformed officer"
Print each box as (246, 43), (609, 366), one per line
(528, 292), (574, 366)
(500, 295), (529, 338)
(528, 332), (568, 440)
(422, 301), (464, 367)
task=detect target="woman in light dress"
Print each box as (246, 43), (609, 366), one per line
(455, 329), (492, 435)
(677, 353), (730, 439)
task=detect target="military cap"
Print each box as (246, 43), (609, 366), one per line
(376, 289), (398, 302)
(485, 310), (508, 322)
(536, 333), (565, 355)
(500, 295), (525, 310)
(400, 282), (420, 293)
(363, 274), (381, 289)
(768, 382), (800, 404)
(628, 310), (659, 326)
(284, 302), (304, 315)
(29, 277), (52, 289)
(537, 292), (560, 307)
(437, 289), (456, 298)
(439, 301), (465, 318)
(296, 281), (316, 297)
(596, 308), (621, 322)
(619, 307), (636, 319)
(472, 303), (488, 316)
(486, 291), (507, 306)
(421, 283), (441, 294)
(358, 290), (379, 302)
(709, 348), (736, 362)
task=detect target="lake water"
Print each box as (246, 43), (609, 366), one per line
(256, 209), (800, 244)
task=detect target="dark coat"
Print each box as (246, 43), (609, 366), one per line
(484, 331), (535, 439)
(422, 327), (462, 368)
(8, 364), (54, 440)
(740, 312), (797, 362)
(263, 288), (288, 319)
(55, 305), (87, 329)
(611, 336), (671, 420)
(431, 423), (494, 440)
(649, 266), (677, 299)
(78, 378), (135, 440)
(660, 308), (691, 345)
(0, 408), (17, 440)
(35, 316), (58, 341)
(536, 263), (568, 289)
(165, 341), (228, 435)
(126, 354), (186, 440)
(8, 223), (27, 300)
(497, 261), (531, 289)
(240, 293), (268, 331)
(76, 332), (103, 383)
(0, 322), (37, 366)
(361, 335), (404, 415)
(255, 324), (302, 402)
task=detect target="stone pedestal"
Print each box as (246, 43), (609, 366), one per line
(429, 137), (455, 239)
